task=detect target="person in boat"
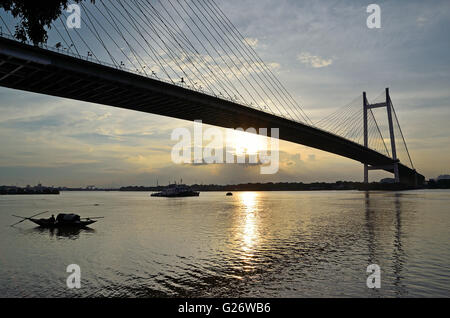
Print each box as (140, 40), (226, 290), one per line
(49, 214), (56, 224)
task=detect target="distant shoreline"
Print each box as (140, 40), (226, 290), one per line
(69, 182), (432, 192)
(2, 179), (449, 195)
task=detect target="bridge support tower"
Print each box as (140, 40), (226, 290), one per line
(363, 88), (400, 184)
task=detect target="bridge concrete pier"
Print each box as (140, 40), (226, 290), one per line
(363, 89), (422, 187)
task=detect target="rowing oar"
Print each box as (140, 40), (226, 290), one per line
(80, 217), (104, 220)
(10, 211), (49, 227)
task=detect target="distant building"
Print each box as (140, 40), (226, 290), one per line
(380, 178), (396, 184)
(437, 175), (450, 181)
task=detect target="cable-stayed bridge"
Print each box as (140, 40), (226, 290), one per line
(0, 0), (424, 186)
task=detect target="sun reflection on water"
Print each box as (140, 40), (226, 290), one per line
(238, 192), (260, 265)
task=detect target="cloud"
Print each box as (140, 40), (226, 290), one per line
(244, 37), (259, 47)
(297, 52), (333, 68)
(416, 16), (428, 27)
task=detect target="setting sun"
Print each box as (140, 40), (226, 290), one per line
(231, 131), (266, 156)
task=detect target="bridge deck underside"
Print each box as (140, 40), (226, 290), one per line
(0, 38), (424, 185)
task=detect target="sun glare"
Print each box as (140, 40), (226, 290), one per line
(231, 131), (265, 156)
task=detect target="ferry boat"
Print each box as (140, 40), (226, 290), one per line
(151, 184), (200, 198)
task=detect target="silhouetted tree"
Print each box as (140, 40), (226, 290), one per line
(0, 0), (94, 45)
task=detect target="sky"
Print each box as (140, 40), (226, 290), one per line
(0, 0), (449, 187)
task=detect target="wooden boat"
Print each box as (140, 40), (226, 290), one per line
(11, 212), (102, 228)
(29, 217), (97, 228)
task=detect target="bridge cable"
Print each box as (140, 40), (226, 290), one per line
(78, 2), (120, 67)
(98, 1), (151, 77)
(51, 21), (77, 55)
(57, 16), (81, 57)
(107, 0), (182, 79)
(317, 95), (362, 134)
(59, 11), (100, 63)
(119, 0), (213, 83)
(369, 109), (390, 156)
(207, 0), (313, 125)
(123, 0), (215, 92)
(125, 0), (259, 109)
(104, 0), (191, 83)
(201, 0), (310, 124)
(315, 95), (362, 128)
(165, 0), (252, 105)
(344, 110), (363, 142)
(131, 0), (219, 95)
(326, 101), (361, 136)
(176, 0), (267, 112)
(86, 2), (147, 75)
(99, 1), (176, 82)
(166, 0), (254, 105)
(147, 0), (240, 102)
(0, 15), (13, 36)
(391, 98), (415, 169)
(192, 0), (307, 123)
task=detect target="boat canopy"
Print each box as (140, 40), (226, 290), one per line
(56, 214), (80, 222)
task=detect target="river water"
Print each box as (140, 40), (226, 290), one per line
(0, 190), (449, 298)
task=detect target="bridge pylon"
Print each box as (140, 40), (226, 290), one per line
(363, 88), (400, 184)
